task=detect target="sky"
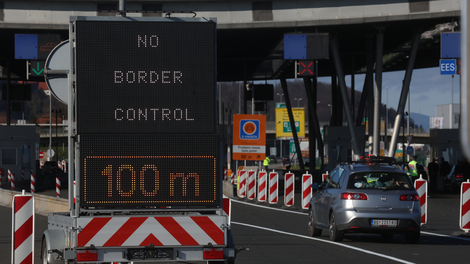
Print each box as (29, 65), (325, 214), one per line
(317, 66), (460, 118)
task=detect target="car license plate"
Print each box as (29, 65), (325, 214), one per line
(371, 219), (397, 227)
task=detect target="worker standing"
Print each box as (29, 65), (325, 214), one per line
(263, 156), (270, 171)
(407, 155), (419, 183)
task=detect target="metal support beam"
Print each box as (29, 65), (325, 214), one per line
(303, 76), (324, 171)
(356, 37), (374, 127)
(388, 28), (422, 157)
(330, 36), (361, 160)
(280, 78), (305, 171)
(373, 30), (384, 156)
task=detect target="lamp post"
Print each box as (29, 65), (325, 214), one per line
(294, 98), (302, 107)
(52, 108), (62, 161)
(277, 93), (284, 103)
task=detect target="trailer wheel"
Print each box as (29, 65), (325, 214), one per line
(41, 241), (50, 264)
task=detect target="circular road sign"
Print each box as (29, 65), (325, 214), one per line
(406, 146), (414, 155)
(47, 149), (55, 158)
(45, 40), (70, 105)
(39, 151), (44, 159)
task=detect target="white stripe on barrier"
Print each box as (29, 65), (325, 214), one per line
(12, 191), (35, 264)
(269, 172), (278, 204)
(302, 173), (312, 210)
(284, 172), (294, 207)
(237, 170), (247, 198)
(257, 170), (267, 202)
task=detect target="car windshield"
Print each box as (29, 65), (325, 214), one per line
(347, 172), (413, 190)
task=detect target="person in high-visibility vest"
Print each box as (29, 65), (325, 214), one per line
(407, 155), (419, 181)
(263, 156), (271, 171)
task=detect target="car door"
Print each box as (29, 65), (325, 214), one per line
(324, 168), (345, 221)
(316, 168), (338, 226)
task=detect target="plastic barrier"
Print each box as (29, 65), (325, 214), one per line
(268, 171), (278, 204)
(414, 175), (427, 225)
(56, 177), (61, 197)
(11, 173), (15, 190)
(30, 174), (35, 193)
(39, 161), (44, 169)
(284, 172), (294, 207)
(228, 169), (234, 184)
(223, 195), (231, 226)
(247, 170), (256, 200)
(460, 180), (470, 232)
(302, 173), (312, 210)
(8, 169), (11, 182)
(237, 170), (247, 198)
(62, 160), (66, 173)
(257, 170), (267, 202)
(57, 161), (62, 170)
(223, 167), (227, 181)
(12, 190), (35, 264)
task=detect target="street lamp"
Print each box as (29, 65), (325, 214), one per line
(294, 98), (302, 107)
(277, 93), (284, 102)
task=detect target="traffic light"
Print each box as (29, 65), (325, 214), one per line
(299, 60), (314, 76)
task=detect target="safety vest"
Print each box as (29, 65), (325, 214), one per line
(408, 160), (418, 177)
(263, 157), (270, 166)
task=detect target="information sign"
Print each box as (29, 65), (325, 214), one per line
(232, 114), (266, 161)
(74, 18), (218, 208)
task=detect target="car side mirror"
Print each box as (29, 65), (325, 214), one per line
(311, 182), (320, 191)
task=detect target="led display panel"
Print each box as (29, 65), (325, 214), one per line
(75, 20), (216, 134)
(80, 135), (219, 208)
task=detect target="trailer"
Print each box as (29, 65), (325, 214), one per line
(41, 15), (236, 263)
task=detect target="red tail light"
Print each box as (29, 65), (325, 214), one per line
(341, 193), (367, 200)
(399, 194), (419, 201)
(76, 250), (98, 261)
(203, 248), (223, 259)
(456, 174), (464, 178)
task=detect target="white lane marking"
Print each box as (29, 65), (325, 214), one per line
(232, 221), (415, 264)
(232, 198), (470, 241)
(232, 199), (308, 215)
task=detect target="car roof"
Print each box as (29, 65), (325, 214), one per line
(340, 163), (405, 174)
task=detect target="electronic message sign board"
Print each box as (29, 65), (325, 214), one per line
(74, 18), (218, 208)
(75, 20), (216, 134)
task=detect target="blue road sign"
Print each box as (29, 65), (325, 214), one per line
(406, 146), (414, 155)
(441, 32), (461, 58)
(239, 119), (260, 140)
(440, 59), (457, 75)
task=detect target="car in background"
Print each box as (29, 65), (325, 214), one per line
(445, 160), (470, 193)
(268, 155), (277, 164)
(308, 156), (421, 243)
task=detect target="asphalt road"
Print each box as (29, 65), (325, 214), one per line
(1, 190), (469, 264)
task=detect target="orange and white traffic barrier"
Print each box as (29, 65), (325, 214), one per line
(460, 180), (470, 232)
(56, 177), (61, 197)
(237, 170), (246, 198)
(257, 170), (267, 202)
(414, 175), (427, 225)
(8, 169), (12, 182)
(12, 190), (35, 264)
(11, 173), (15, 190)
(247, 170), (256, 200)
(30, 174), (35, 194)
(268, 171), (278, 204)
(302, 173), (312, 210)
(284, 171), (295, 207)
(322, 171), (328, 182)
(62, 160), (66, 173)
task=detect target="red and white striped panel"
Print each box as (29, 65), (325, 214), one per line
(40, 161), (44, 169)
(11, 173), (15, 190)
(302, 174), (312, 210)
(268, 172), (278, 204)
(460, 181), (470, 231)
(322, 172), (328, 182)
(237, 170), (246, 198)
(62, 160), (66, 173)
(56, 177), (61, 197)
(8, 169), (11, 182)
(284, 172), (295, 207)
(12, 193), (35, 264)
(57, 161), (62, 169)
(223, 195), (231, 226)
(30, 174), (35, 193)
(76, 216), (226, 248)
(257, 170), (267, 202)
(414, 177), (427, 225)
(247, 170), (256, 200)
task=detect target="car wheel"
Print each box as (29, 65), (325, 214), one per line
(41, 241), (50, 264)
(404, 232), (420, 244)
(329, 213), (344, 242)
(381, 233), (394, 240)
(308, 208), (322, 237)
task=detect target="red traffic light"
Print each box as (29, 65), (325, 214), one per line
(299, 60), (314, 76)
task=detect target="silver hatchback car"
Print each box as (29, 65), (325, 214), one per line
(308, 156), (421, 243)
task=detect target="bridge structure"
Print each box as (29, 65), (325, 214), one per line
(0, 0), (461, 169)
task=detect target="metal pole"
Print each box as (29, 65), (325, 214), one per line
(407, 89), (410, 136)
(49, 90), (52, 161)
(373, 30), (384, 156)
(388, 28), (422, 157)
(451, 74), (454, 128)
(385, 87), (388, 152)
(330, 35), (361, 160)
